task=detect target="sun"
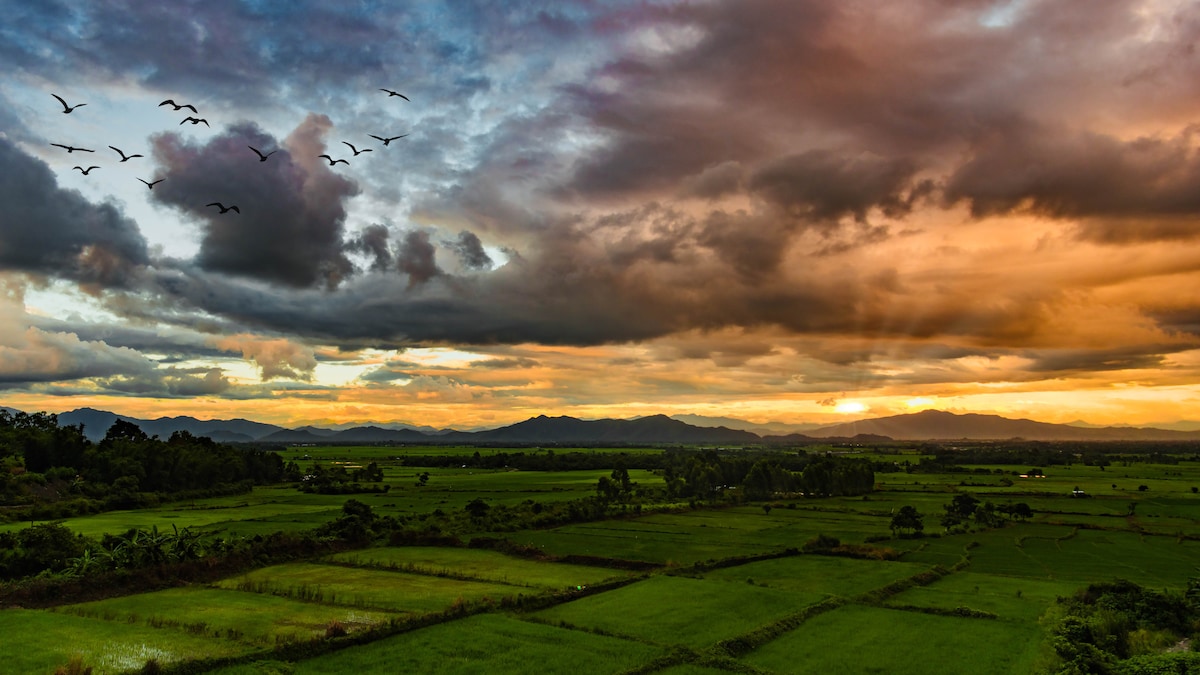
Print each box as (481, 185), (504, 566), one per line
(834, 400), (868, 414)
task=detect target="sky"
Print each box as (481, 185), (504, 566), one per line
(2, 0), (1200, 431)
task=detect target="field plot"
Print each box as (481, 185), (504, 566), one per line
(325, 546), (632, 589)
(57, 587), (396, 646)
(886, 571), (1078, 621)
(703, 555), (931, 599)
(532, 575), (821, 648)
(214, 562), (527, 612)
(742, 604), (1043, 674)
(0, 608), (245, 674)
(508, 506), (892, 565)
(214, 613), (663, 675)
(970, 529), (1200, 587)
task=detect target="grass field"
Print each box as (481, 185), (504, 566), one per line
(0, 608), (247, 674)
(58, 587), (397, 646)
(213, 562), (529, 613)
(532, 574), (823, 648)
(324, 546), (632, 589)
(742, 604), (1045, 674)
(7, 444), (1200, 674)
(702, 555), (932, 599)
(209, 613), (664, 675)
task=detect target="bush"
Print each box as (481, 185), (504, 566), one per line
(325, 620), (348, 638)
(53, 655), (92, 675)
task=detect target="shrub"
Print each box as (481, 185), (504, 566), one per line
(53, 655), (92, 675)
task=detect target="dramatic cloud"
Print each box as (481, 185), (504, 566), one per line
(0, 137), (148, 288)
(5, 0), (1200, 428)
(150, 115), (360, 287)
(212, 334), (318, 381)
(448, 230), (492, 270)
(945, 124), (1200, 240)
(345, 224), (393, 272)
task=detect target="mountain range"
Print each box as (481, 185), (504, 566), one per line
(4, 407), (1198, 445)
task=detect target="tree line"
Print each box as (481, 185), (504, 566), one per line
(0, 411), (284, 518)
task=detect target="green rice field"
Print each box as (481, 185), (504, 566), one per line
(5, 443), (1200, 673)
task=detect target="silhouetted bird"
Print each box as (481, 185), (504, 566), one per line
(158, 99), (198, 113)
(109, 146), (143, 162)
(379, 89), (410, 101)
(52, 94), (86, 113)
(248, 146), (277, 162)
(50, 143), (93, 153)
(342, 141), (372, 156)
(73, 166), (99, 175)
(180, 117), (210, 127)
(369, 134), (408, 146)
(318, 154), (349, 166)
(138, 178), (164, 189)
(206, 202), (240, 214)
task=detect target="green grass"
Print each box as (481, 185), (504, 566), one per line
(742, 604), (1044, 674)
(57, 587), (397, 646)
(213, 562), (528, 612)
(507, 506), (893, 565)
(970, 528), (1200, 587)
(703, 555), (932, 599)
(0, 608), (246, 674)
(532, 575), (822, 648)
(217, 613), (664, 675)
(325, 546), (632, 589)
(885, 572), (1078, 621)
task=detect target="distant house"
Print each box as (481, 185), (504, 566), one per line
(1072, 487), (1086, 498)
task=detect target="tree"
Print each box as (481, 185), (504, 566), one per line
(465, 498), (491, 520)
(942, 493), (980, 531)
(890, 505), (924, 536)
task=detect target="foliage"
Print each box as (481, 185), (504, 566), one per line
(1045, 580), (1200, 674)
(890, 505), (924, 536)
(0, 412), (284, 517)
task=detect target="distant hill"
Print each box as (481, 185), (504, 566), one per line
(457, 414), (761, 445)
(7, 405), (1200, 445)
(669, 414), (824, 436)
(56, 408), (286, 443)
(810, 409), (1200, 441)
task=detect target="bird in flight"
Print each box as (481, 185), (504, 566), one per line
(206, 202), (240, 214)
(180, 117), (210, 126)
(342, 141), (372, 156)
(51, 143), (94, 153)
(109, 146), (143, 162)
(369, 134), (408, 146)
(52, 94), (86, 113)
(138, 178), (164, 189)
(248, 146), (277, 162)
(318, 154), (349, 166)
(379, 88), (410, 101)
(158, 99), (198, 113)
(73, 166), (100, 175)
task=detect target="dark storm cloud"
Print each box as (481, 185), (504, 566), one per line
(749, 151), (927, 223)
(150, 115), (360, 287)
(945, 125), (1200, 241)
(345, 224), (393, 272)
(0, 137), (148, 287)
(95, 367), (232, 397)
(1022, 345), (1190, 375)
(396, 230), (442, 286)
(448, 230), (492, 270)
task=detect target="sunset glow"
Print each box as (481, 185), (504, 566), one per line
(2, 1), (1199, 431)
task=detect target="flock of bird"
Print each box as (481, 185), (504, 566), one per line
(48, 88), (412, 215)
